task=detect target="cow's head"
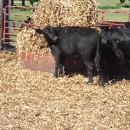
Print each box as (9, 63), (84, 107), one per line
(100, 29), (124, 58)
(35, 26), (61, 43)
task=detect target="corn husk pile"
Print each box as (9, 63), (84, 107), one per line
(16, 27), (50, 56)
(32, 0), (98, 26)
(16, 0), (98, 56)
(1, 51), (130, 129)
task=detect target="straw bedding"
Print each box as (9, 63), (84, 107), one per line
(0, 51), (130, 130)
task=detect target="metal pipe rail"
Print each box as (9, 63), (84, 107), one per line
(97, 9), (130, 22)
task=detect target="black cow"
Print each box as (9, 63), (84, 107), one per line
(99, 27), (127, 82)
(35, 26), (102, 85)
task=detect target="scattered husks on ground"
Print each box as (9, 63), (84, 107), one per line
(0, 52), (130, 129)
(7, 1), (130, 128)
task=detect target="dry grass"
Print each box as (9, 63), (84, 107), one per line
(0, 51), (130, 130)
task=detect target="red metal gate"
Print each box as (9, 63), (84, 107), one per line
(3, 5), (36, 47)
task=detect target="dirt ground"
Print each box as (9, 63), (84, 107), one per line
(0, 51), (130, 130)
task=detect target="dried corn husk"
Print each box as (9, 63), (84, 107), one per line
(16, 27), (50, 56)
(0, 51), (130, 130)
(32, 0), (98, 26)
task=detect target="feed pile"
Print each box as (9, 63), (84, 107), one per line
(16, 0), (98, 56)
(16, 27), (50, 56)
(0, 51), (130, 129)
(32, 0), (98, 26)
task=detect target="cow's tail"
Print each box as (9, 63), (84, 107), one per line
(95, 36), (100, 69)
(95, 35), (104, 86)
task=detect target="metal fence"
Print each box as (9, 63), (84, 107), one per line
(3, 5), (36, 46)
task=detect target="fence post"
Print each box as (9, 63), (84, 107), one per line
(0, 0), (3, 50)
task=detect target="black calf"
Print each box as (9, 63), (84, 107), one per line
(35, 26), (102, 85)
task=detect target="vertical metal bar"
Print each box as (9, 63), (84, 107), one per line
(0, 0), (3, 50)
(100, 11), (105, 22)
(3, 6), (8, 45)
(129, 13), (130, 22)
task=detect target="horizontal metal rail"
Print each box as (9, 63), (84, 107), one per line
(5, 26), (22, 29)
(97, 10), (130, 22)
(7, 5), (36, 9)
(5, 13), (31, 17)
(4, 33), (17, 36)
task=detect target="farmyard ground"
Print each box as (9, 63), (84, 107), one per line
(0, 51), (130, 130)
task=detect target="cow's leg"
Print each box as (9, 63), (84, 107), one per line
(95, 62), (104, 86)
(54, 55), (61, 78)
(83, 59), (94, 84)
(59, 55), (65, 75)
(51, 45), (61, 78)
(94, 55), (104, 86)
(87, 62), (94, 84)
(107, 61), (115, 83)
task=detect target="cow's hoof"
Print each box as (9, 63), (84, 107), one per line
(87, 81), (93, 85)
(108, 79), (115, 85)
(59, 70), (63, 75)
(99, 81), (104, 86)
(54, 74), (58, 78)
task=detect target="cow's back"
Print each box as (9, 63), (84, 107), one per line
(58, 27), (99, 58)
(59, 26), (98, 38)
